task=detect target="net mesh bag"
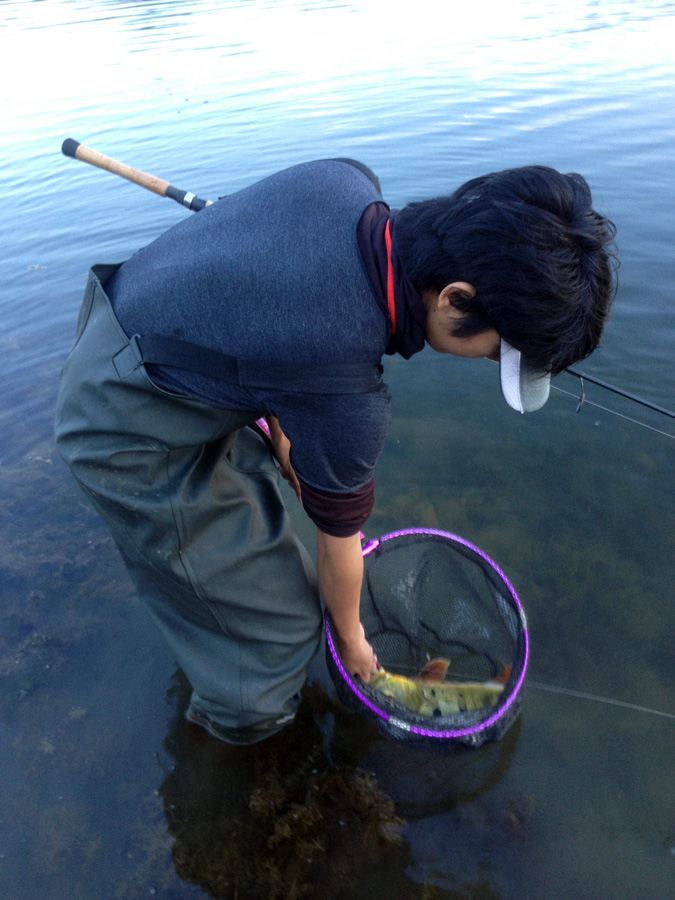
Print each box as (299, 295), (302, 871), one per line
(325, 529), (529, 748)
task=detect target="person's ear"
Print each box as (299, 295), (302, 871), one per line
(437, 282), (476, 309)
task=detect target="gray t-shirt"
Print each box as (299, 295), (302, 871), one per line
(108, 160), (392, 523)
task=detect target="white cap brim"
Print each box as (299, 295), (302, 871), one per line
(499, 340), (551, 413)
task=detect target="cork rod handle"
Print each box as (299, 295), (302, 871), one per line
(61, 139), (211, 210)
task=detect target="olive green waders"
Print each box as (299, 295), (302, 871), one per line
(55, 266), (322, 744)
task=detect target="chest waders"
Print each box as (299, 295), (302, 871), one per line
(55, 265), (383, 744)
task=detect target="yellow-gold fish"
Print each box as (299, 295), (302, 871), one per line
(369, 659), (511, 717)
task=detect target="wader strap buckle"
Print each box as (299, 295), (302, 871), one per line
(112, 336), (144, 380)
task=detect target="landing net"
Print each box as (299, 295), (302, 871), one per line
(325, 529), (528, 748)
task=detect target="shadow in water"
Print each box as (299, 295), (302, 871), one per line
(160, 671), (410, 900)
(158, 669), (522, 900)
(312, 676), (523, 821)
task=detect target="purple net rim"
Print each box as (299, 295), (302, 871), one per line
(325, 527), (530, 739)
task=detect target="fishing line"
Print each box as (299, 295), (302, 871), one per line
(527, 681), (675, 720)
(552, 385), (675, 442)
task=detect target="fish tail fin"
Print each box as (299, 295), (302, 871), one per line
(416, 658), (451, 683)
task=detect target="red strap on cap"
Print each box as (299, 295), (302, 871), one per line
(384, 219), (396, 334)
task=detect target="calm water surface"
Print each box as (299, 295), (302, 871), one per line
(1, 2), (674, 899)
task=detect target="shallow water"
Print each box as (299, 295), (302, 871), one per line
(1, 1), (674, 898)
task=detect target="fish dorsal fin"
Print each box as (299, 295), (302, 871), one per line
(493, 664), (512, 686)
(416, 659), (450, 684)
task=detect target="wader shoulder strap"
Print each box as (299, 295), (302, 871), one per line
(135, 333), (384, 395)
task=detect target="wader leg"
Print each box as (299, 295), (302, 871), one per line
(55, 269), (322, 744)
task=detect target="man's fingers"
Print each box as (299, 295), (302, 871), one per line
(277, 465), (302, 502)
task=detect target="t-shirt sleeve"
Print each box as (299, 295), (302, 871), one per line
(274, 387), (391, 534)
(299, 477), (375, 537)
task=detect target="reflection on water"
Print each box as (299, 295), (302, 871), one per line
(1, 0), (674, 898)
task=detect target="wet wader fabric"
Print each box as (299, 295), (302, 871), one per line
(55, 266), (324, 744)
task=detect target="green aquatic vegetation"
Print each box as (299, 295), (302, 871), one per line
(113, 813), (177, 900)
(34, 802), (101, 875)
(0, 459), (120, 712)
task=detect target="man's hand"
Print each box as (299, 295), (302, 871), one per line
(337, 623), (378, 683)
(265, 415), (302, 502)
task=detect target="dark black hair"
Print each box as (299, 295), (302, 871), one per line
(393, 165), (618, 373)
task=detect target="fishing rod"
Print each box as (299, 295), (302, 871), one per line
(61, 138), (674, 428)
(61, 138), (213, 211)
(566, 367), (675, 421)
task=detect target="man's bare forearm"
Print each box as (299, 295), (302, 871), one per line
(316, 529), (375, 681)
